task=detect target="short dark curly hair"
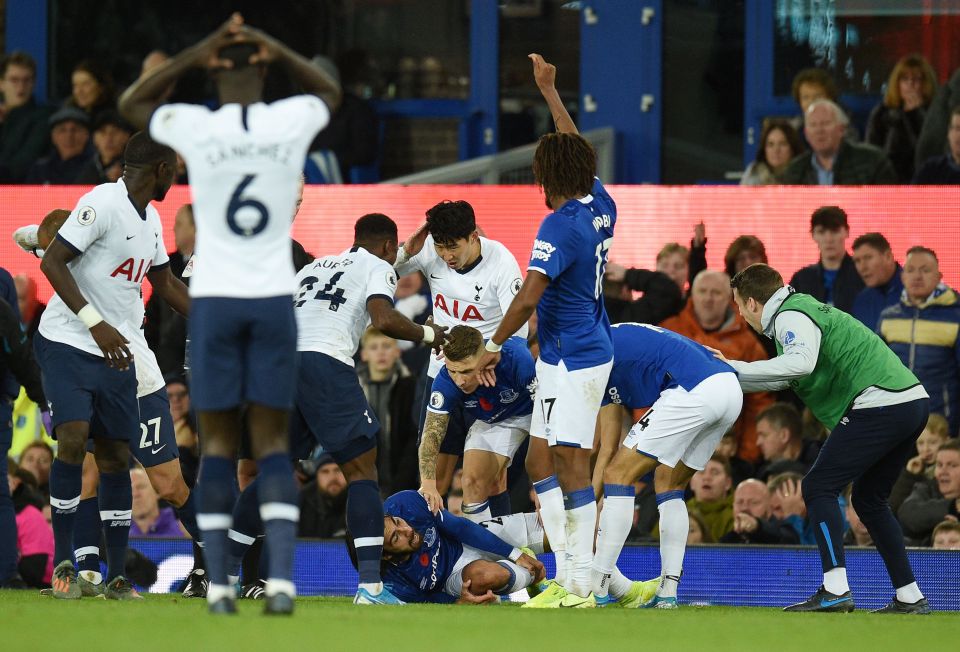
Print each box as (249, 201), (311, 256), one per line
(425, 200), (476, 246)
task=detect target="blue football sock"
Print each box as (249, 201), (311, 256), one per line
(49, 458), (83, 565)
(488, 490), (512, 517)
(257, 454), (299, 589)
(197, 456), (237, 587)
(347, 479), (384, 585)
(227, 478), (262, 580)
(73, 496), (102, 575)
(174, 490), (200, 542)
(98, 471), (132, 582)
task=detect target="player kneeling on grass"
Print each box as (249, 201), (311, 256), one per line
(347, 490), (545, 604)
(592, 322), (742, 609)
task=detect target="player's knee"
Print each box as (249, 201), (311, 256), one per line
(462, 561), (508, 594)
(850, 487), (884, 519)
(460, 471), (488, 500)
(55, 428), (87, 463)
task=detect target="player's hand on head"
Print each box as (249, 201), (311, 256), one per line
(528, 53), (556, 89)
(426, 318), (448, 353)
(456, 579), (498, 606)
(90, 322), (133, 370)
(516, 553), (545, 583)
(604, 261), (626, 282)
(403, 222), (430, 257)
(198, 12), (245, 70)
(476, 351), (500, 387)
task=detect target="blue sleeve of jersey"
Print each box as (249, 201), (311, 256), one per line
(528, 213), (575, 279)
(436, 511), (514, 559)
(506, 338), (536, 392)
(428, 370), (461, 415)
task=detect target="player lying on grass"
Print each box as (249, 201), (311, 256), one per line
(347, 490), (545, 604)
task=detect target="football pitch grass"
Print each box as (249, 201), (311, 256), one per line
(2, 592), (958, 651)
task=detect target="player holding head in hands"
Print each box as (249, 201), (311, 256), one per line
(477, 54), (616, 608)
(35, 132), (188, 600)
(120, 14), (341, 615)
(722, 264), (930, 614)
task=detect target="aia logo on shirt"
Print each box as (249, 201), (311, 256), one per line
(434, 293), (483, 321)
(110, 258), (151, 283)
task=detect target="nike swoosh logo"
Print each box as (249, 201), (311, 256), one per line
(126, 235), (136, 240)
(430, 273), (442, 279)
(151, 445), (166, 454)
(820, 597), (851, 607)
(112, 512), (128, 518)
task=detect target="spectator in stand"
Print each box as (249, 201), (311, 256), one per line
(654, 242), (690, 297)
(357, 327), (419, 495)
(165, 373), (199, 487)
(18, 440), (52, 499)
(899, 440), (960, 545)
(851, 232), (903, 331)
(740, 118), (804, 185)
(790, 68), (858, 141)
(914, 66), (960, 172)
(753, 402), (822, 482)
(889, 414), (950, 514)
(12, 274), (44, 339)
(723, 235), (768, 279)
(844, 486), (874, 547)
(766, 472), (847, 545)
(74, 110), (135, 185)
(779, 99), (896, 185)
(865, 54), (938, 183)
(129, 467), (187, 538)
(297, 453), (348, 538)
(601, 265), (682, 325)
(659, 270), (773, 463)
(145, 204), (193, 375)
(607, 224), (706, 308)
(684, 454), (735, 542)
(789, 206), (864, 314)
(913, 105), (960, 185)
(66, 59), (117, 125)
(23, 107), (92, 184)
(8, 461), (52, 588)
(878, 246), (960, 435)
(932, 521), (960, 550)
(720, 478), (799, 544)
(687, 511), (712, 544)
(0, 51), (55, 182)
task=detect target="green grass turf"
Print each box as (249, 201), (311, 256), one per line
(1, 592), (957, 652)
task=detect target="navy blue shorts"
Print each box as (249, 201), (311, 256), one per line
(88, 389), (179, 467)
(188, 296), (297, 411)
(34, 333), (138, 441)
(290, 352), (379, 464)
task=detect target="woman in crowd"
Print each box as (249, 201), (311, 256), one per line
(741, 119), (803, 185)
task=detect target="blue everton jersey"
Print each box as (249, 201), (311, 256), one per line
(528, 178), (616, 370)
(603, 323), (735, 409)
(382, 491), (462, 603)
(428, 336), (535, 424)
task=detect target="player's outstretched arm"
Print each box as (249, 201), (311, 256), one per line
(368, 297), (447, 351)
(529, 53), (578, 135)
(40, 239), (132, 369)
(146, 267), (190, 317)
(119, 13), (246, 129)
(477, 270), (549, 387)
(418, 411), (451, 513)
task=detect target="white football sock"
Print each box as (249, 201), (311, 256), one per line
(591, 495), (633, 597)
(609, 568), (634, 599)
(462, 501), (492, 524)
(823, 567), (849, 595)
(536, 485), (568, 585)
(895, 582), (924, 603)
(206, 583), (234, 604)
(657, 497), (688, 598)
(565, 500), (598, 598)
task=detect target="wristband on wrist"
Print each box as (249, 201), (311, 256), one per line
(395, 247), (411, 267)
(421, 325), (435, 344)
(485, 339), (502, 353)
(508, 548), (522, 562)
(77, 304), (104, 329)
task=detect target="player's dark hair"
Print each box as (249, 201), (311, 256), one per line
(532, 132), (596, 202)
(723, 235), (768, 277)
(810, 205), (848, 232)
(730, 263), (784, 305)
(123, 131), (175, 167)
(425, 201), (476, 246)
(906, 245), (938, 262)
(354, 213), (397, 242)
(443, 325), (484, 362)
(219, 42), (260, 70)
(852, 232), (891, 254)
(756, 402), (802, 441)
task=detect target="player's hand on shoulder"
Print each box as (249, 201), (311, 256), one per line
(402, 222), (430, 257)
(528, 53), (556, 90)
(476, 351), (500, 387)
(90, 322), (133, 370)
(455, 579), (498, 606)
(418, 481), (444, 515)
(516, 553), (546, 584)
(703, 345), (729, 363)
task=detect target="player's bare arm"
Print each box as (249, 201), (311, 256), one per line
(146, 267), (191, 317)
(367, 296), (448, 352)
(592, 403), (626, 496)
(418, 411), (451, 513)
(477, 270), (549, 386)
(119, 13), (246, 129)
(398, 222), (429, 260)
(40, 238), (132, 369)
(529, 53), (578, 136)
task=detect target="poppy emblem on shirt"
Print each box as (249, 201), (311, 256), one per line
(479, 397), (493, 411)
(419, 553), (430, 566)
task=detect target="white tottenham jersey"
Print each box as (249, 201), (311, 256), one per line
(149, 96), (329, 299)
(128, 324), (165, 398)
(38, 180), (169, 357)
(294, 246), (398, 367)
(396, 235), (526, 376)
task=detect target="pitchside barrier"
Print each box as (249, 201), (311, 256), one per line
(2, 185), (959, 300)
(130, 538), (960, 610)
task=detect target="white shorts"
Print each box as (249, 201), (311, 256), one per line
(624, 372), (742, 471)
(529, 357), (613, 449)
(464, 415), (530, 462)
(443, 513), (544, 597)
